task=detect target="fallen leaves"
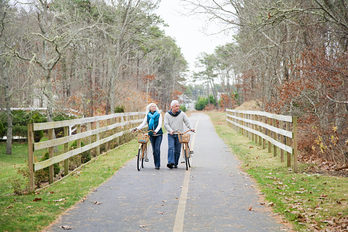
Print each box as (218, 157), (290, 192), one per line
(53, 198), (66, 202)
(33, 198), (42, 202)
(248, 206), (256, 211)
(60, 225), (72, 230)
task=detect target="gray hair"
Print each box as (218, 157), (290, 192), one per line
(171, 100), (179, 107)
(146, 103), (159, 114)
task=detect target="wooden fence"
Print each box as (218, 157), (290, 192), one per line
(226, 109), (298, 172)
(27, 112), (146, 192)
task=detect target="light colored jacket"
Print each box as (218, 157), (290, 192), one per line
(137, 114), (163, 133)
(164, 111), (192, 133)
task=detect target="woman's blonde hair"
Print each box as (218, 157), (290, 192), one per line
(146, 103), (159, 114)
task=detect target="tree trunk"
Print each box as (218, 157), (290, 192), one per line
(3, 62), (12, 155)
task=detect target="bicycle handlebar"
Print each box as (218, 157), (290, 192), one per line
(132, 128), (154, 134)
(172, 129), (195, 134)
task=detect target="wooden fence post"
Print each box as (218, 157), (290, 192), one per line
(273, 118), (277, 157)
(64, 126), (69, 176)
(252, 114), (256, 143)
(280, 121), (284, 162)
(262, 116), (266, 149)
(87, 122), (92, 159)
(268, 118), (271, 153)
(258, 115), (262, 146)
(293, 116), (298, 172)
(48, 128), (54, 184)
(28, 123), (35, 192)
(247, 114), (250, 139)
(96, 120), (100, 156)
(106, 118), (110, 150)
(232, 112), (238, 131)
(286, 121), (291, 167)
(77, 124), (81, 166)
(241, 113), (244, 136)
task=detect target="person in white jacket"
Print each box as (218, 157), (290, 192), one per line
(134, 103), (163, 170)
(164, 100), (195, 169)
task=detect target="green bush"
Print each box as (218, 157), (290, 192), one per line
(12, 110), (30, 126)
(12, 124), (27, 138)
(30, 111), (47, 142)
(195, 97), (208, 110)
(70, 140), (90, 163)
(209, 95), (217, 105)
(0, 122), (5, 138)
(179, 105), (187, 112)
(114, 105), (125, 113)
(53, 113), (76, 138)
(30, 111), (47, 123)
(34, 152), (61, 185)
(195, 95), (217, 110)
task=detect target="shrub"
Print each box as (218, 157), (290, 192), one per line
(195, 95), (217, 110)
(179, 105), (187, 112)
(70, 140), (90, 164)
(53, 113), (76, 138)
(0, 122), (5, 138)
(195, 97), (208, 110)
(34, 152), (61, 186)
(12, 124), (27, 138)
(8, 164), (30, 195)
(29, 111), (47, 142)
(114, 105), (125, 113)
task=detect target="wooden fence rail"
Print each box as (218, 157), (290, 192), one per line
(226, 109), (298, 172)
(28, 112), (146, 192)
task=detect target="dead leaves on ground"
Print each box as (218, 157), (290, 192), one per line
(260, 173), (348, 230)
(60, 225), (72, 230)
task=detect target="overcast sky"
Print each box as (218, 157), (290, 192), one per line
(154, 0), (232, 76)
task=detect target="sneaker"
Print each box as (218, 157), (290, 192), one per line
(155, 167), (160, 170)
(145, 157), (149, 162)
(173, 165), (178, 168)
(189, 150), (194, 155)
(167, 163), (173, 169)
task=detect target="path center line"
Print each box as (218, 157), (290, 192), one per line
(173, 116), (200, 232)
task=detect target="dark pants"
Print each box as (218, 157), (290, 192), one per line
(149, 135), (163, 168)
(168, 134), (181, 166)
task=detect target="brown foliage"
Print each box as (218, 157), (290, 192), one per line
(270, 49), (348, 169)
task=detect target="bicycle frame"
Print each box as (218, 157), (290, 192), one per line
(173, 130), (194, 170)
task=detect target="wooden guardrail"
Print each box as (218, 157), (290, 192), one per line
(226, 109), (298, 172)
(27, 112), (146, 192)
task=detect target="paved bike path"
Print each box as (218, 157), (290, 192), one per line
(46, 113), (288, 232)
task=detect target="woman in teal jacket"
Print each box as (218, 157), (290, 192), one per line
(135, 103), (163, 169)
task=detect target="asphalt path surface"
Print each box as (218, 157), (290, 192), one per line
(46, 113), (288, 232)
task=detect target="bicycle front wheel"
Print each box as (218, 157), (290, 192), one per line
(142, 146), (147, 168)
(184, 146), (190, 170)
(137, 146), (144, 171)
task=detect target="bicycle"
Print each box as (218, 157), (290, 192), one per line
(133, 129), (154, 171)
(173, 130), (195, 170)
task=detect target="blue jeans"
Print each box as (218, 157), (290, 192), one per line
(149, 135), (162, 168)
(168, 134), (181, 165)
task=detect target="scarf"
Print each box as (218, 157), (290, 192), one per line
(168, 109), (182, 117)
(148, 111), (159, 130)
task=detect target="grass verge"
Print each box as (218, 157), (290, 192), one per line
(0, 140), (138, 232)
(205, 111), (348, 232)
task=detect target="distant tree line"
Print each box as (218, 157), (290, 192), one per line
(185, 0), (348, 168)
(0, 0), (187, 154)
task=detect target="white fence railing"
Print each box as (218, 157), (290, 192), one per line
(28, 112), (146, 192)
(226, 109), (298, 172)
